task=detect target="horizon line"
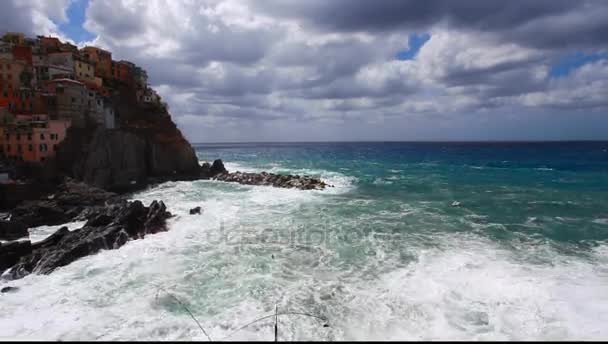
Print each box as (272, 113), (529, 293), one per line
(191, 139), (608, 144)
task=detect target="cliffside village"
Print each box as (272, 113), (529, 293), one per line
(0, 32), (164, 173)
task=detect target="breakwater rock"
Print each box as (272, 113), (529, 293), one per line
(199, 159), (331, 190)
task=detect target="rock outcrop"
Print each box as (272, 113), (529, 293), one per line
(213, 171), (329, 190)
(2, 199), (171, 280)
(0, 220), (28, 241)
(189, 206), (202, 215)
(199, 160), (330, 190)
(9, 179), (122, 229)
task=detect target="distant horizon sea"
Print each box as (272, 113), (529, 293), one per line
(2, 141), (608, 340)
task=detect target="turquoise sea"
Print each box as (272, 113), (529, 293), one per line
(2, 142), (608, 340)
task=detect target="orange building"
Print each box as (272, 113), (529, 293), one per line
(111, 60), (133, 84)
(81, 46), (112, 79)
(1, 114), (71, 163)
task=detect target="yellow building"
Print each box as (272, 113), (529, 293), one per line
(75, 57), (95, 81)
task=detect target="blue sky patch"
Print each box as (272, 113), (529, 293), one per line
(396, 33), (431, 60)
(549, 51), (608, 78)
(59, 0), (95, 43)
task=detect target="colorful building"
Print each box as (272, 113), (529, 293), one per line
(46, 78), (87, 127)
(1, 114), (71, 163)
(12, 46), (33, 66)
(75, 55), (95, 81)
(38, 36), (62, 53)
(0, 58), (27, 91)
(81, 46), (112, 80)
(111, 60), (133, 84)
(33, 53), (50, 85)
(48, 65), (74, 80)
(48, 51), (75, 72)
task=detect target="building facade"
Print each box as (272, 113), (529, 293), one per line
(81, 46), (112, 80)
(1, 114), (71, 163)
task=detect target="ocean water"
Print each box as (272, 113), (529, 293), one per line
(2, 142), (608, 340)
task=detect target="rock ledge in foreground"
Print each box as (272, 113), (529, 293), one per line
(2, 199), (171, 280)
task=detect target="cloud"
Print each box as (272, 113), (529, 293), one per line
(0, 0), (70, 38)
(2, 0), (607, 141)
(252, 0), (608, 50)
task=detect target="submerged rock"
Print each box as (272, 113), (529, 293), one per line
(3, 200), (172, 280)
(1, 286), (19, 293)
(189, 206), (202, 215)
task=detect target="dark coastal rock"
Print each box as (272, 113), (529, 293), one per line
(213, 170), (330, 190)
(9, 180), (122, 229)
(198, 159), (330, 190)
(1, 286), (19, 293)
(200, 162), (211, 178)
(210, 159), (227, 176)
(5, 200), (172, 280)
(0, 240), (32, 272)
(0, 220), (28, 241)
(189, 206), (202, 215)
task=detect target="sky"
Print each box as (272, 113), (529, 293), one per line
(1, 0), (607, 142)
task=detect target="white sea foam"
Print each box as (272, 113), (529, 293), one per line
(1, 161), (607, 341)
(28, 221), (87, 243)
(337, 235), (608, 341)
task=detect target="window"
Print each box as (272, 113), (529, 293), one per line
(5, 134), (8, 140)
(17, 144), (22, 153)
(53, 144), (58, 151)
(16, 133), (20, 141)
(40, 133), (45, 140)
(40, 157), (45, 162)
(28, 144), (32, 152)
(6, 145), (10, 152)
(27, 133), (32, 141)
(39, 144), (44, 151)
(71, 97), (76, 103)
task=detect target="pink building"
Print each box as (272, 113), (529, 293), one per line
(2, 114), (71, 163)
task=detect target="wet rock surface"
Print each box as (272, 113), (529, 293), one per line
(1, 286), (18, 293)
(189, 206), (202, 215)
(214, 171), (330, 190)
(200, 159), (331, 190)
(9, 179), (122, 229)
(2, 199), (172, 280)
(0, 220), (28, 241)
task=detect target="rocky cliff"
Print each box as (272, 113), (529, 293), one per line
(54, 101), (201, 192)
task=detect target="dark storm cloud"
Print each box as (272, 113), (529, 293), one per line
(254, 0), (608, 50)
(0, 1), (38, 35)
